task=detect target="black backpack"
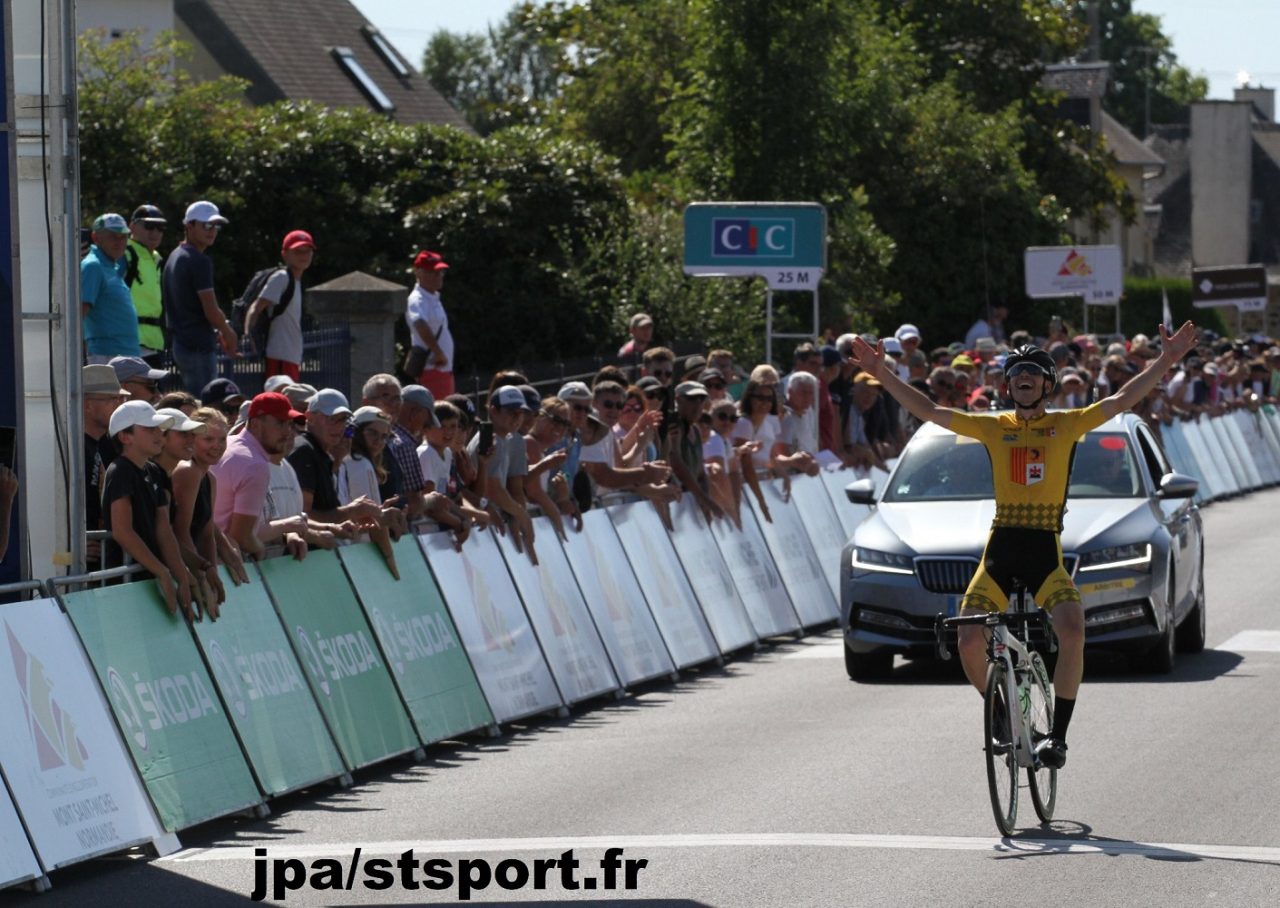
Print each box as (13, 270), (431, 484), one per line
(231, 266), (296, 354)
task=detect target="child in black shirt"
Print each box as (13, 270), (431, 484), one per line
(102, 401), (194, 618)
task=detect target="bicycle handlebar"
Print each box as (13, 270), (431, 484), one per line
(934, 609), (1054, 661)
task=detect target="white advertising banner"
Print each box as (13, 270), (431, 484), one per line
(421, 530), (563, 724)
(0, 599), (171, 870)
(711, 511), (801, 638)
(560, 512), (675, 686)
(787, 474), (849, 601)
(1024, 245), (1122, 304)
(497, 519), (620, 705)
(745, 480), (839, 626)
(668, 498), (758, 653)
(607, 502), (720, 669)
(0, 781), (40, 891)
(820, 468), (872, 537)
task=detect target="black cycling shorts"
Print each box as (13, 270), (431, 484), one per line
(959, 526), (1081, 613)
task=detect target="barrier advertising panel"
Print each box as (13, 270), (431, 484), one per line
(711, 513), (800, 638)
(668, 498), (757, 653)
(496, 521), (620, 704)
(607, 502), (720, 669)
(744, 480), (839, 627)
(0, 599), (171, 869)
(190, 569), (347, 794)
(61, 583), (261, 831)
(819, 468), (872, 537)
(788, 474), (849, 601)
(559, 513), (676, 686)
(340, 538), (494, 743)
(420, 530), (563, 724)
(256, 553), (419, 769)
(0, 782), (40, 891)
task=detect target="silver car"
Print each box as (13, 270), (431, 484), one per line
(839, 412), (1205, 680)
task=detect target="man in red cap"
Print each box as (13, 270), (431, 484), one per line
(211, 392), (304, 560)
(247, 229), (316, 382)
(406, 249), (454, 398)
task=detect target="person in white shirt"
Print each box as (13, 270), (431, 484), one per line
(405, 250), (455, 399)
(964, 303), (1008, 350)
(338, 406), (392, 506)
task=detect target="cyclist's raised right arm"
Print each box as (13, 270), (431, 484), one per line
(849, 336), (955, 431)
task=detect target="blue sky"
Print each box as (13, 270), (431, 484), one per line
(353, 1), (1279, 103)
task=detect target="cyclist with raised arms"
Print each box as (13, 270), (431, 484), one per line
(851, 321), (1196, 769)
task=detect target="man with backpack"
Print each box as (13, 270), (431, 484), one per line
(243, 230), (316, 382)
(125, 204), (168, 367)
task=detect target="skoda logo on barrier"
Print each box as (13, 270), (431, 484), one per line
(106, 666), (147, 751)
(295, 626), (330, 696)
(370, 608), (404, 676)
(207, 640), (248, 718)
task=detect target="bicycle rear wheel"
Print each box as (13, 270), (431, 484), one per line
(985, 663), (1018, 836)
(1025, 652), (1057, 822)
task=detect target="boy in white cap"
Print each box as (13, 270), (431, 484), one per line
(102, 401), (194, 618)
(163, 200), (237, 395)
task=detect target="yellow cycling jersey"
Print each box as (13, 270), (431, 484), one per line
(947, 402), (1110, 532)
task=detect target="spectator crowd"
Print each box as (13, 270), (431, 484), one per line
(53, 199), (1280, 614)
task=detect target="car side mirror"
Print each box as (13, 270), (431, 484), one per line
(1158, 471), (1198, 499)
(845, 478), (877, 506)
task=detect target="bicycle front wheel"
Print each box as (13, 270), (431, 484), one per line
(1025, 652), (1057, 822)
(985, 663), (1018, 836)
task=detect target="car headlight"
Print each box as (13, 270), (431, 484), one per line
(851, 547), (915, 575)
(1077, 543), (1152, 573)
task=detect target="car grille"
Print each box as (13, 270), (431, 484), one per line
(916, 556), (1078, 594)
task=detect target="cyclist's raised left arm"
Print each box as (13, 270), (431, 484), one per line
(1098, 320), (1196, 420)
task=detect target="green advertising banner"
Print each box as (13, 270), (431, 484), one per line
(338, 538), (494, 744)
(256, 552), (419, 769)
(190, 568), (348, 792)
(61, 581), (262, 832)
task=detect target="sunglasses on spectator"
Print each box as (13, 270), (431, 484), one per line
(126, 379), (158, 392)
(200, 222), (222, 231)
(597, 399), (625, 410)
(570, 403), (591, 414)
(649, 369), (673, 378)
(539, 410), (570, 427)
(140, 222), (164, 232)
(622, 402), (644, 413)
(713, 412), (734, 422)
(704, 381), (726, 389)
(644, 391), (661, 400)
(750, 393), (774, 403)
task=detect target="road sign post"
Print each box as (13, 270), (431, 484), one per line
(1024, 246), (1123, 334)
(684, 203), (827, 363)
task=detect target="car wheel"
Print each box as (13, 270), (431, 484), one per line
(1139, 589), (1177, 675)
(1176, 554), (1206, 654)
(844, 645), (893, 682)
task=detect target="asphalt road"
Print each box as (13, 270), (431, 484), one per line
(7, 489), (1280, 906)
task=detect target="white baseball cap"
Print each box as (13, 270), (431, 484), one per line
(155, 407), (207, 434)
(184, 200), (229, 225)
(263, 374), (294, 394)
(109, 401), (175, 437)
(557, 381), (592, 402)
(351, 405), (391, 428)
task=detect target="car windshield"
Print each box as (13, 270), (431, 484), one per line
(883, 432), (1142, 502)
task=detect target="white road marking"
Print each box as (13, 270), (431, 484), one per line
(782, 638), (845, 659)
(1218, 630), (1280, 653)
(159, 832), (1280, 865)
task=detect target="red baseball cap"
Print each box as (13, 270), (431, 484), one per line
(282, 229), (316, 252)
(248, 392), (303, 421)
(413, 250), (449, 271)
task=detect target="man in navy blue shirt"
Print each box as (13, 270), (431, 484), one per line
(163, 201), (238, 395)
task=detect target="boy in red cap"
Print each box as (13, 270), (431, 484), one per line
(406, 250), (454, 398)
(247, 230), (316, 381)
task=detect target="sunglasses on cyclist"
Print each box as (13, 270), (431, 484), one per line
(1006, 362), (1049, 380)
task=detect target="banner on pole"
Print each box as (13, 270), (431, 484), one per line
(339, 538), (494, 743)
(257, 553), (419, 770)
(607, 502), (719, 668)
(668, 498), (758, 652)
(496, 521), (620, 705)
(0, 599), (170, 869)
(559, 513), (675, 686)
(711, 513), (800, 638)
(191, 569), (347, 793)
(787, 474), (849, 601)
(420, 530), (563, 724)
(61, 583), (261, 832)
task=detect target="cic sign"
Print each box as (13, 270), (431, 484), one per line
(684, 203), (826, 290)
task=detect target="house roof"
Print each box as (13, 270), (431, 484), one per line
(1255, 127), (1280, 172)
(1101, 111), (1164, 173)
(175, 0), (469, 130)
(1041, 62), (1111, 99)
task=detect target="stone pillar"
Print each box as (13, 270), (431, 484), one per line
(307, 271), (406, 399)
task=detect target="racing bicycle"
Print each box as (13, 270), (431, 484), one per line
(935, 584), (1058, 836)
